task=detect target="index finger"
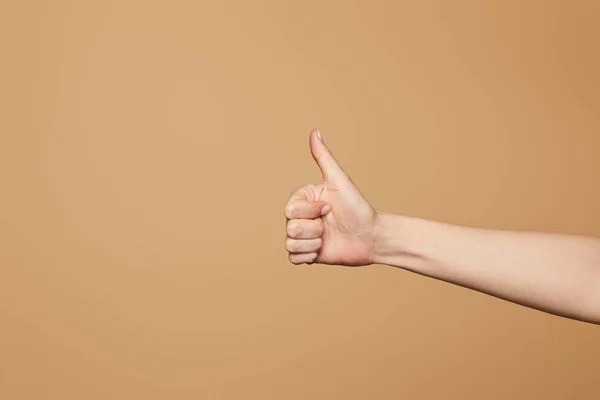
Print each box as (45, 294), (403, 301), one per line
(284, 199), (329, 219)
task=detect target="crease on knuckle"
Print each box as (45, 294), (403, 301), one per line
(287, 220), (301, 238)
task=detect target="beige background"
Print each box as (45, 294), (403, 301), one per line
(2, 1), (599, 399)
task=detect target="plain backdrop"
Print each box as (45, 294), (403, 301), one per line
(1, 1), (599, 399)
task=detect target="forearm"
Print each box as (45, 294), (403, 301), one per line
(372, 211), (600, 324)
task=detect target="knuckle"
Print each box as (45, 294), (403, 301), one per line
(301, 185), (314, 200)
(284, 203), (296, 219)
(286, 221), (301, 238)
(285, 238), (297, 253)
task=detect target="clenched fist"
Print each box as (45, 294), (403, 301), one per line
(284, 129), (380, 266)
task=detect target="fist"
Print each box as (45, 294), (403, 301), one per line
(284, 129), (379, 267)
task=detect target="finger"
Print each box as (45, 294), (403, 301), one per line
(289, 252), (318, 265)
(309, 129), (347, 181)
(286, 218), (324, 239)
(284, 199), (330, 220)
(285, 238), (322, 254)
(287, 184), (316, 202)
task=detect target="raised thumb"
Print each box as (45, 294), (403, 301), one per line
(309, 129), (346, 181)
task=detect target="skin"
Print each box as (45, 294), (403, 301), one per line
(284, 129), (600, 325)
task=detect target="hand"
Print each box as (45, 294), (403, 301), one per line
(284, 129), (379, 266)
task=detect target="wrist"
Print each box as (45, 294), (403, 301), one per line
(370, 211), (430, 270)
(371, 211), (407, 266)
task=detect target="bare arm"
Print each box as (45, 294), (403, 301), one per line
(372, 212), (600, 324)
(287, 129), (600, 325)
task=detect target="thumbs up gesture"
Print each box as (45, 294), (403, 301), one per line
(284, 129), (380, 266)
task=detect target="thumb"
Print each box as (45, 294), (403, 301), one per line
(309, 129), (347, 181)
